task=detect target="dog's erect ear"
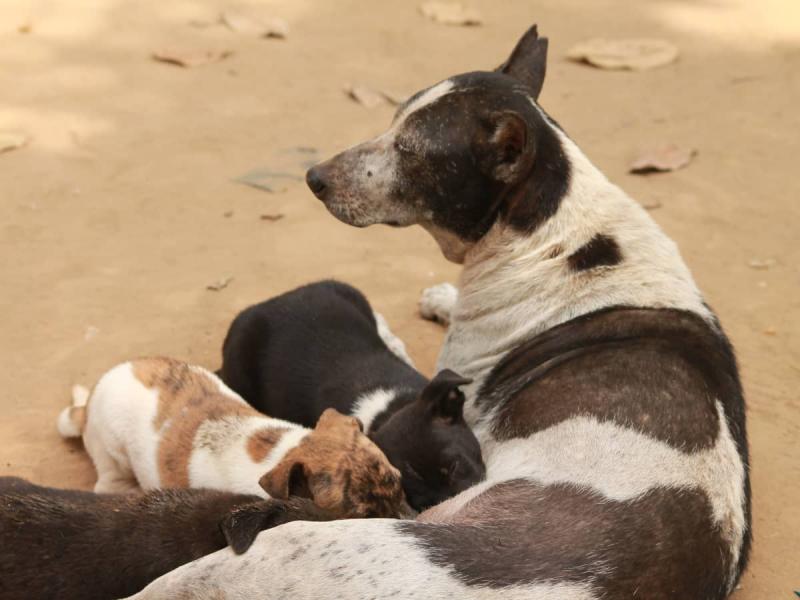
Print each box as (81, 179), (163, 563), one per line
(420, 369), (472, 424)
(259, 461), (312, 500)
(497, 24), (548, 100)
(220, 501), (287, 554)
(477, 111), (531, 184)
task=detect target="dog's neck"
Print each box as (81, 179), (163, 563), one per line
(436, 127), (713, 409)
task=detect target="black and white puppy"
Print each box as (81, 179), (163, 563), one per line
(128, 25), (750, 600)
(0, 476), (333, 600)
(218, 280), (485, 511)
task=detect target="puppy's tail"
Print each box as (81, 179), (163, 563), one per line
(57, 385), (90, 438)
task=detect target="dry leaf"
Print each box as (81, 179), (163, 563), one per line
(0, 132), (28, 154)
(344, 84), (386, 109)
(567, 38), (678, 71)
(747, 258), (776, 270)
(220, 10), (288, 38)
(152, 48), (233, 68)
(344, 84), (408, 108)
(207, 276), (233, 291)
(763, 326), (777, 336)
(18, 22), (32, 34)
(419, 2), (482, 26)
(259, 213), (284, 222)
(223, 210), (234, 218)
(639, 197), (662, 210)
(629, 144), (696, 174)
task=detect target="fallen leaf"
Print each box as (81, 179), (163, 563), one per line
(0, 131), (28, 153)
(763, 326), (777, 336)
(220, 10), (288, 38)
(747, 258), (776, 270)
(223, 210), (234, 218)
(567, 38), (679, 71)
(235, 148), (319, 193)
(344, 84), (408, 108)
(207, 276), (233, 291)
(629, 144), (696, 174)
(259, 213), (284, 222)
(18, 22), (32, 34)
(639, 197), (662, 210)
(344, 84), (386, 109)
(152, 48), (233, 68)
(419, 2), (482, 26)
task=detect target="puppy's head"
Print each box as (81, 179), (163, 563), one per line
(307, 25), (568, 262)
(370, 370), (485, 511)
(259, 408), (409, 518)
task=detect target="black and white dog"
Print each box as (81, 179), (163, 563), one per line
(217, 279), (485, 512)
(129, 25), (750, 600)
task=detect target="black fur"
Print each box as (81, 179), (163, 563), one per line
(0, 477), (334, 600)
(218, 280), (485, 511)
(567, 233), (622, 271)
(400, 480), (731, 599)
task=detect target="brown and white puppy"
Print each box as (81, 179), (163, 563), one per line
(58, 357), (408, 519)
(125, 25), (750, 600)
(0, 476), (334, 600)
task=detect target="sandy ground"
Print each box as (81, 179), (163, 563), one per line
(1, 0), (797, 596)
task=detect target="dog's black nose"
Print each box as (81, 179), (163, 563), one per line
(306, 166), (328, 199)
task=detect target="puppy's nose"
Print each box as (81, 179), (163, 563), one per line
(306, 166), (328, 199)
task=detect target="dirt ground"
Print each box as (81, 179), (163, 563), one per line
(1, 0), (797, 596)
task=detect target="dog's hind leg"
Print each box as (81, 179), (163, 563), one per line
(419, 283), (458, 326)
(373, 311), (415, 367)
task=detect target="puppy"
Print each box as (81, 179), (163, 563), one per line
(218, 280), (485, 511)
(0, 476), (333, 600)
(58, 357), (409, 518)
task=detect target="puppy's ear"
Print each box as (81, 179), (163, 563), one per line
(477, 111), (531, 184)
(496, 24), (548, 100)
(220, 501), (286, 554)
(259, 461), (312, 500)
(316, 408), (361, 432)
(420, 369), (472, 424)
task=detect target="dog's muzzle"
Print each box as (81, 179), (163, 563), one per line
(306, 165), (328, 200)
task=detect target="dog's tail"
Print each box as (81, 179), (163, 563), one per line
(57, 385), (90, 438)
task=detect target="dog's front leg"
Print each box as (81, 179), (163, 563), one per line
(419, 283), (458, 326)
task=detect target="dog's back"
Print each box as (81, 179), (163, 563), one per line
(219, 280), (426, 426)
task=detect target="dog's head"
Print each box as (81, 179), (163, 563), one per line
(369, 370), (484, 511)
(307, 25), (568, 262)
(259, 408), (411, 518)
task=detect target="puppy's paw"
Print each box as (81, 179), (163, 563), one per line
(419, 283), (458, 326)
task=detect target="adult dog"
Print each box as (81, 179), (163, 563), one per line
(130, 25), (750, 600)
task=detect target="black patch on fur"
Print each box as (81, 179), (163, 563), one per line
(399, 480), (732, 599)
(567, 233), (622, 272)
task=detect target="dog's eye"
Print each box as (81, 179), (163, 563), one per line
(394, 139), (413, 155)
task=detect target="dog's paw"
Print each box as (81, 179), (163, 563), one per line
(419, 283), (458, 326)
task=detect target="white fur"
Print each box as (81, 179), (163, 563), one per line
(395, 79), (454, 126)
(419, 282), (458, 325)
(56, 385), (90, 438)
(373, 311), (415, 367)
(126, 519), (596, 600)
(351, 388), (398, 433)
(76, 361), (306, 495)
(188, 417), (308, 497)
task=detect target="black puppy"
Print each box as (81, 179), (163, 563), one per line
(218, 280), (485, 511)
(0, 477), (333, 600)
